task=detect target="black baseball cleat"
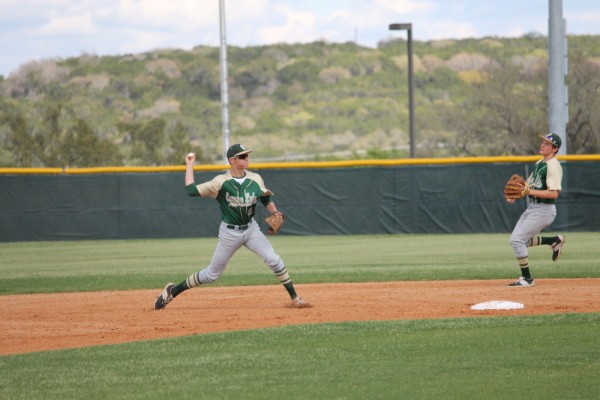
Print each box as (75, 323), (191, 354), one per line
(154, 283), (175, 310)
(551, 235), (565, 262)
(508, 277), (535, 287)
(290, 296), (312, 308)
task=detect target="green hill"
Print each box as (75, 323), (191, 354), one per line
(1, 34), (599, 167)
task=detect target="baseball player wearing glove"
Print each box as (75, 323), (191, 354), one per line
(154, 144), (309, 309)
(506, 133), (566, 287)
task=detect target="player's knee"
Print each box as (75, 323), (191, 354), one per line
(265, 255), (284, 271)
(509, 233), (523, 247)
(509, 234), (528, 256)
(199, 269), (221, 284)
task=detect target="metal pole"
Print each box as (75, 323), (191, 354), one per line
(219, 0), (230, 163)
(548, 0), (568, 155)
(548, 0), (569, 230)
(406, 27), (415, 158)
(389, 23), (415, 158)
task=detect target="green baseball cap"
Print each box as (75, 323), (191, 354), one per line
(539, 133), (562, 149)
(226, 144), (253, 158)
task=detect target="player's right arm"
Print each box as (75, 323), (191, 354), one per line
(185, 153), (200, 196)
(185, 153), (195, 185)
(184, 156), (224, 199)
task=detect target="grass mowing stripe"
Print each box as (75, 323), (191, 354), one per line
(1, 233), (599, 295)
(1, 314), (598, 400)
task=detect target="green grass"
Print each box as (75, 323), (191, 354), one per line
(1, 233), (599, 399)
(0, 233), (598, 295)
(1, 314), (599, 399)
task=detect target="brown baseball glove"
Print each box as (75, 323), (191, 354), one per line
(265, 212), (285, 234)
(504, 174), (530, 200)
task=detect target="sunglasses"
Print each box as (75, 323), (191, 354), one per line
(236, 154), (249, 160)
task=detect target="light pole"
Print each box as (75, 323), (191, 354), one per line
(389, 23), (415, 158)
(548, 0), (568, 155)
(219, 0), (230, 163)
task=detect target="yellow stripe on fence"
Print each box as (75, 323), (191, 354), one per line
(0, 154), (598, 175)
(0, 168), (64, 175)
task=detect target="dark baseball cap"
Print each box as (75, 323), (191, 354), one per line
(539, 133), (562, 148)
(226, 144), (253, 158)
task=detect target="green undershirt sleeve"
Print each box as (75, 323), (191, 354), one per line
(186, 183), (200, 196)
(260, 195), (272, 206)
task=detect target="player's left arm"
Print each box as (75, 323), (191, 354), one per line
(265, 201), (280, 215)
(251, 172), (277, 213)
(529, 188), (560, 199)
(259, 196), (279, 214)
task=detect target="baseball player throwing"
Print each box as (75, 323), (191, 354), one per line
(154, 144), (308, 309)
(506, 133), (565, 287)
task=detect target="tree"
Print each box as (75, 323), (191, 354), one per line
(1, 100), (124, 167)
(1, 107), (42, 166)
(567, 52), (600, 154)
(276, 60), (319, 86)
(167, 122), (204, 165)
(234, 58), (276, 96)
(119, 118), (167, 165)
(182, 58), (221, 100)
(437, 62), (547, 156)
(62, 119), (122, 167)
(39, 103), (64, 166)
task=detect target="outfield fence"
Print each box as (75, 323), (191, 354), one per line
(1, 155), (598, 241)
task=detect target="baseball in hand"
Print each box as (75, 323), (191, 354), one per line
(186, 152), (194, 160)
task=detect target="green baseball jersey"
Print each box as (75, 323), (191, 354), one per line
(188, 170), (273, 225)
(527, 157), (563, 204)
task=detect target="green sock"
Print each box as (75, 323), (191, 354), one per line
(172, 281), (190, 298)
(283, 282), (298, 299)
(541, 236), (556, 246)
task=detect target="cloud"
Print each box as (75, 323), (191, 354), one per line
(37, 12), (97, 35)
(112, 29), (178, 53)
(112, 0), (203, 31)
(254, 3), (320, 44)
(426, 21), (479, 39)
(373, 0), (434, 15)
(227, 0), (270, 21)
(566, 9), (600, 32)
(1, 0), (600, 77)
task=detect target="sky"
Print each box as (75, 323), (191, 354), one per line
(1, 0), (599, 77)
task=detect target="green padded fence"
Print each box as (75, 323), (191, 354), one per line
(1, 157), (598, 241)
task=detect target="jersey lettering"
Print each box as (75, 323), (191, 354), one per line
(225, 192), (258, 208)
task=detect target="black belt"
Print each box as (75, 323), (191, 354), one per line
(529, 196), (553, 204)
(226, 224), (249, 230)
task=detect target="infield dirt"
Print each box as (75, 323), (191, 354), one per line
(2, 278), (599, 355)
